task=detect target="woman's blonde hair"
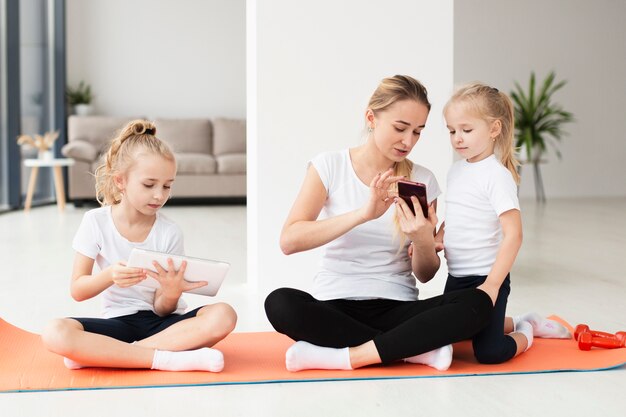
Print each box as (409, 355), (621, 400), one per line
(94, 119), (175, 206)
(444, 83), (520, 184)
(366, 75), (431, 248)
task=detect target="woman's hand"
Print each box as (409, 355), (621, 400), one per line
(395, 196), (438, 242)
(146, 259), (207, 300)
(358, 168), (405, 222)
(108, 262), (147, 288)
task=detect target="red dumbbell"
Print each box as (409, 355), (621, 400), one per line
(574, 324), (616, 341)
(578, 331), (626, 351)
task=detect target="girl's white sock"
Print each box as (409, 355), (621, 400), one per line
(285, 341), (352, 372)
(513, 312), (571, 339)
(151, 348), (224, 372)
(403, 345), (453, 371)
(515, 320), (534, 351)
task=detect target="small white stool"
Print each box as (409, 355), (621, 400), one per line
(23, 158), (75, 211)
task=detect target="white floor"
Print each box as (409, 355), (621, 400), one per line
(0, 199), (625, 416)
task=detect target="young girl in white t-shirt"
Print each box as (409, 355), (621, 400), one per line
(42, 120), (236, 372)
(438, 83), (570, 364)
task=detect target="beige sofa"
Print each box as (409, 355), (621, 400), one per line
(62, 116), (246, 203)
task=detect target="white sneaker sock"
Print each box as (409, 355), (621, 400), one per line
(285, 341), (352, 372)
(514, 312), (571, 339)
(63, 357), (85, 370)
(151, 348), (224, 372)
(403, 345), (453, 371)
(515, 320), (534, 351)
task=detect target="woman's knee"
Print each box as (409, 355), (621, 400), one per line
(41, 318), (82, 354)
(264, 287), (305, 330)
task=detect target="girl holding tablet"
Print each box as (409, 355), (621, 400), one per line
(42, 120), (236, 372)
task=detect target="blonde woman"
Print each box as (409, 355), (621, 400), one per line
(265, 75), (494, 372)
(42, 120), (236, 372)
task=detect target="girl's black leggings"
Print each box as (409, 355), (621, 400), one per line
(444, 274), (518, 364)
(264, 287), (493, 364)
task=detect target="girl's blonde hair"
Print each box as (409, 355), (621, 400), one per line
(366, 75), (431, 248)
(94, 119), (175, 206)
(444, 83), (520, 184)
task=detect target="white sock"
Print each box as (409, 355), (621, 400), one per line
(514, 312), (571, 339)
(403, 345), (453, 371)
(151, 348), (224, 372)
(285, 341), (352, 372)
(63, 357), (85, 370)
(515, 320), (534, 351)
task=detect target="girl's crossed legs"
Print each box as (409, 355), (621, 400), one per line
(42, 303), (237, 372)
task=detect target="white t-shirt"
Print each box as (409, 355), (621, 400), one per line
(310, 149), (441, 301)
(444, 155), (520, 277)
(72, 206), (187, 318)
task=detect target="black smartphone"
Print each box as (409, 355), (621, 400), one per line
(397, 180), (429, 218)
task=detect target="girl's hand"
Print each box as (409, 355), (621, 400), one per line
(358, 168), (405, 222)
(146, 259), (208, 299)
(108, 262), (147, 288)
(395, 197), (438, 242)
(434, 224), (445, 252)
(477, 282), (499, 306)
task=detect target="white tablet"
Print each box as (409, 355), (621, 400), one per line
(127, 248), (229, 296)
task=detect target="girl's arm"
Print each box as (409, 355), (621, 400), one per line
(70, 253), (146, 301)
(280, 165), (403, 255)
(396, 197), (441, 283)
(477, 209), (523, 305)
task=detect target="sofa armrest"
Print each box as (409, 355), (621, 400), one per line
(61, 140), (99, 162)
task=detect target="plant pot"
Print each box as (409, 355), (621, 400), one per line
(38, 149), (54, 160)
(74, 104), (93, 116)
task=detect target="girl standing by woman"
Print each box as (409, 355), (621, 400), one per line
(42, 120), (236, 372)
(439, 84), (570, 364)
(265, 75), (494, 372)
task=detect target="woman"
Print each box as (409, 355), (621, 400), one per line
(265, 75), (494, 372)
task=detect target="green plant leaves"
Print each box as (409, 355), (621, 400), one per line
(511, 71), (574, 162)
(66, 81), (93, 105)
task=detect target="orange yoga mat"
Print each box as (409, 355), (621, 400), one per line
(1, 316), (624, 393)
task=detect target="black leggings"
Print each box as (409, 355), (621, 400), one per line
(444, 274), (517, 364)
(264, 287), (493, 364)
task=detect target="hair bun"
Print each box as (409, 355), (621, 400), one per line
(129, 120), (156, 136)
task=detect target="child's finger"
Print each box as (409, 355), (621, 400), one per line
(152, 260), (167, 275)
(183, 280), (208, 291)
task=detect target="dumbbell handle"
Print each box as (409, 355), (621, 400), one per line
(574, 324), (617, 340)
(578, 332), (625, 351)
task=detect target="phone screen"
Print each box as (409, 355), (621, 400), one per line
(397, 180), (428, 218)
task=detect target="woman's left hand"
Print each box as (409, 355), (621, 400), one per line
(395, 197), (438, 242)
(146, 259), (208, 300)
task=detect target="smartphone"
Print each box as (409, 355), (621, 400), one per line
(397, 180), (429, 218)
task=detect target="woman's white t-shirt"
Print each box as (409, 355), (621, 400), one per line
(72, 206), (187, 318)
(310, 149), (441, 301)
(444, 155), (520, 277)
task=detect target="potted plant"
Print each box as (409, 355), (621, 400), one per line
(66, 81), (94, 116)
(510, 71), (574, 202)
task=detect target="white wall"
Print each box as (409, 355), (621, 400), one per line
(454, 0), (626, 198)
(251, 0), (454, 295)
(66, 0), (245, 119)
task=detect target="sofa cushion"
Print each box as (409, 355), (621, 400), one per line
(154, 119), (212, 154)
(175, 153), (217, 175)
(213, 118), (246, 155)
(68, 116), (140, 153)
(61, 140), (99, 162)
(216, 154), (246, 174)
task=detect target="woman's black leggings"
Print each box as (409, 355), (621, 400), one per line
(264, 287), (493, 364)
(444, 274), (518, 364)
